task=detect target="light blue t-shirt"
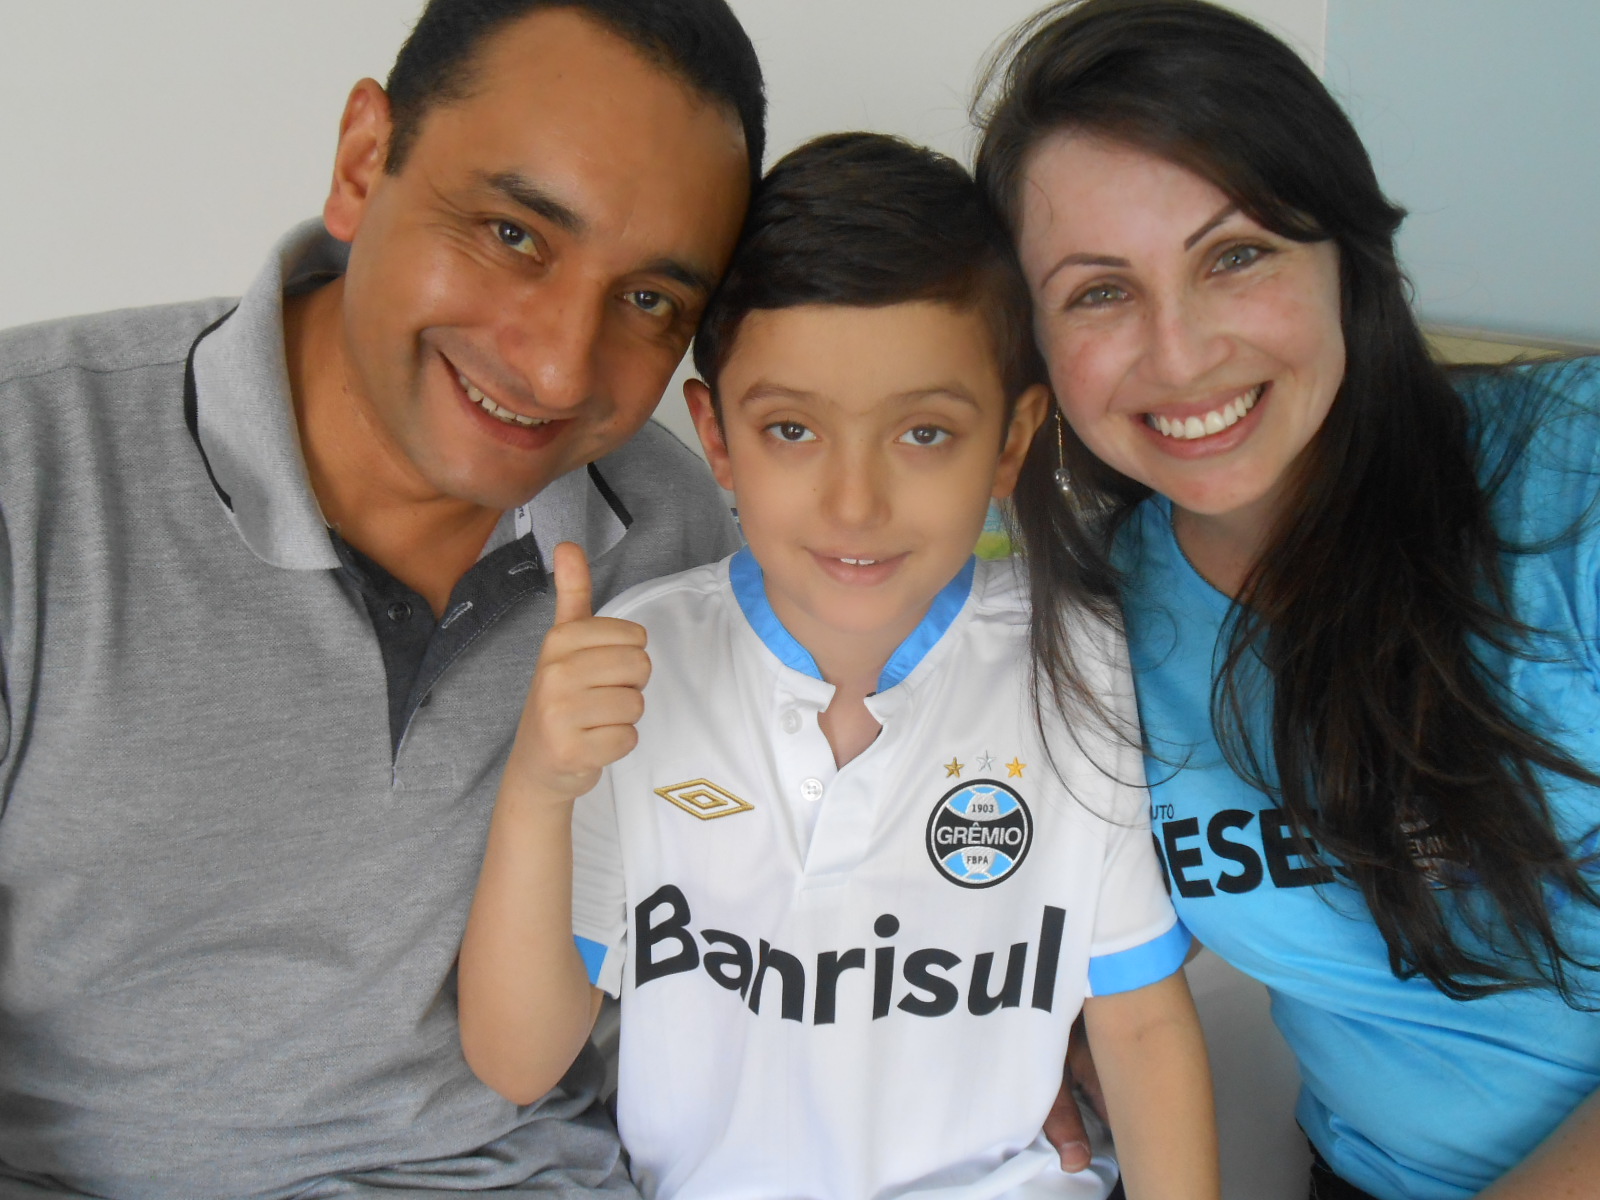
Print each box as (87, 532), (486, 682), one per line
(1118, 360), (1600, 1200)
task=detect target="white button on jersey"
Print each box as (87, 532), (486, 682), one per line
(800, 777), (824, 803)
(780, 710), (802, 735)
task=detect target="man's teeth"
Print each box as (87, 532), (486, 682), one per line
(458, 373), (550, 428)
(839, 557), (879, 566)
(1147, 385), (1262, 440)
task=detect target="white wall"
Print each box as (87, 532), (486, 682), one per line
(0, 1), (1323, 334)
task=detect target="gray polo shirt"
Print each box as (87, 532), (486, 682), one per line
(0, 222), (740, 1198)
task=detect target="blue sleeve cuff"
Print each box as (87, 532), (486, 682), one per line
(574, 935), (609, 986)
(1087, 920), (1192, 996)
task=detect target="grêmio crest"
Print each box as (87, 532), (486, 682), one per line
(926, 780), (1033, 888)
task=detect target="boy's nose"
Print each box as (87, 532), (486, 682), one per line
(820, 452), (891, 528)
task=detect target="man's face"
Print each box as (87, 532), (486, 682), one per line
(324, 9), (751, 511)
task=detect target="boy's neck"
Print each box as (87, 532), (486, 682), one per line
(807, 638), (892, 770)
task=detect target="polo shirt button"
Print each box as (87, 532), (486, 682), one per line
(780, 710), (802, 735)
(386, 600), (412, 623)
(800, 777), (824, 803)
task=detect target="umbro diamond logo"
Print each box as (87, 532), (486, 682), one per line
(655, 778), (754, 821)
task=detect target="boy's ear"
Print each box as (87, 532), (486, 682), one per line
(992, 384), (1052, 500)
(684, 378), (735, 492)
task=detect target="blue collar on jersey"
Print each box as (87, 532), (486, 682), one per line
(727, 547), (976, 693)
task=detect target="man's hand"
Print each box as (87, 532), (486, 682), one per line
(1044, 1014), (1109, 1172)
(502, 541), (651, 806)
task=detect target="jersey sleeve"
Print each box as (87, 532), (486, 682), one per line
(571, 766), (628, 997)
(1078, 628), (1191, 997)
(1086, 809), (1190, 996)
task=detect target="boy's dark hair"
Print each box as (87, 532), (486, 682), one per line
(384, 0), (766, 188)
(692, 132), (1043, 410)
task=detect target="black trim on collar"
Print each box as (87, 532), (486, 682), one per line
(586, 462), (633, 529)
(183, 306), (240, 512)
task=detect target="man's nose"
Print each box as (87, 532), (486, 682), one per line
(496, 274), (606, 414)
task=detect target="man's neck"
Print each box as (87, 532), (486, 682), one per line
(283, 281), (501, 615)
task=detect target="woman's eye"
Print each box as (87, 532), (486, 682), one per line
(494, 220), (539, 258)
(898, 425), (951, 447)
(766, 421), (815, 444)
(1212, 243), (1267, 273)
(625, 289), (676, 320)
(1070, 282), (1128, 309)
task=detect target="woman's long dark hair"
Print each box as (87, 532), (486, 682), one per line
(977, 0), (1600, 1003)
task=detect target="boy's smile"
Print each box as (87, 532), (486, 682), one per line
(687, 301), (1046, 685)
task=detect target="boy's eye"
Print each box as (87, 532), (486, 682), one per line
(494, 220), (540, 259)
(766, 421), (815, 444)
(898, 425), (950, 447)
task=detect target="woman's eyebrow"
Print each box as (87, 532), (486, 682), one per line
(1184, 202), (1241, 250)
(1038, 252), (1131, 292)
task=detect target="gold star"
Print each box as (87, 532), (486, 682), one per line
(945, 757), (964, 778)
(1006, 757), (1026, 779)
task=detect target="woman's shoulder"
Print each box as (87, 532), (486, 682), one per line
(1458, 357), (1600, 471)
(1457, 357), (1600, 535)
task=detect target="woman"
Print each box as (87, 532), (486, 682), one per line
(975, 2), (1600, 1198)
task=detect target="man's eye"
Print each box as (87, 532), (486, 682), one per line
(898, 425), (950, 447)
(626, 289), (676, 319)
(766, 422), (815, 443)
(494, 221), (538, 257)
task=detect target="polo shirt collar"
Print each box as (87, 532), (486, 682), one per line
(189, 219), (628, 572)
(728, 547), (976, 695)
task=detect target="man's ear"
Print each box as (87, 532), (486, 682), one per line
(323, 79), (394, 243)
(993, 383), (1052, 501)
(684, 378), (734, 492)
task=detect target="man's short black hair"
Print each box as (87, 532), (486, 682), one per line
(693, 132), (1044, 413)
(385, 0), (766, 188)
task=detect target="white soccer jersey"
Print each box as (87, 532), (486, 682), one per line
(572, 550), (1187, 1200)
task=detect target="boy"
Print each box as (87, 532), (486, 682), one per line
(458, 133), (1219, 1200)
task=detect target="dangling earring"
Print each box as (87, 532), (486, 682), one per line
(1053, 408), (1073, 497)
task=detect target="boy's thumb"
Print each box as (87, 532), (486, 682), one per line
(551, 541), (593, 625)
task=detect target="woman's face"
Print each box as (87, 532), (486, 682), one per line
(1016, 134), (1346, 547)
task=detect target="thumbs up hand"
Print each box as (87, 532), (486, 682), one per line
(503, 541), (651, 808)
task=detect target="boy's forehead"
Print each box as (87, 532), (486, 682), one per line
(719, 302), (1007, 408)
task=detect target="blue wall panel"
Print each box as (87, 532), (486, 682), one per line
(1326, 1), (1600, 344)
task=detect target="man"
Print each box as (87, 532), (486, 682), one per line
(0, 1), (761, 1195)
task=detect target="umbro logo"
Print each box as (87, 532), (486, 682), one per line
(655, 778), (754, 821)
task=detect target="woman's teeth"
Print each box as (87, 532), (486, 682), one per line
(839, 557), (879, 566)
(458, 373), (550, 428)
(1147, 385), (1262, 440)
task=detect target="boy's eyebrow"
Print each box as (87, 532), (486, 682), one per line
(734, 383), (984, 408)
(735, 383), (817, 407)
(892, 386), (983, 409)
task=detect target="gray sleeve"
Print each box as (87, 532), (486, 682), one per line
(0, 498), (10, 775)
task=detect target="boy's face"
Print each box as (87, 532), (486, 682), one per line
(687, 302), (1048, 672)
